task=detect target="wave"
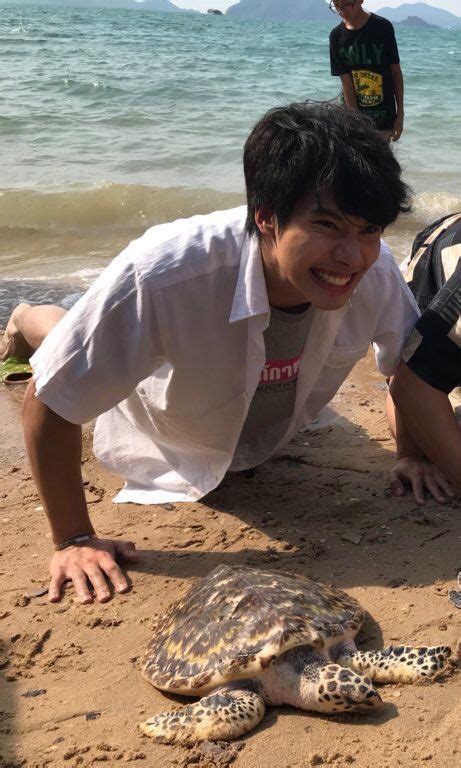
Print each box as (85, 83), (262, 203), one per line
(410, 192), (461, 227)
(0, 184), (459, 240)
(1, 185), (460, 326)
(0, 183), (243, 236)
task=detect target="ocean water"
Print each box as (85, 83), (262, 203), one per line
(0, 4), (460, 322)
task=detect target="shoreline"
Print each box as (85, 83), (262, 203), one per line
(0, 353), (459, 767)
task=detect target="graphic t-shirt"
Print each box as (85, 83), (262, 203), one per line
(329, 13), (399, 130)
(230, 304), (312, 470)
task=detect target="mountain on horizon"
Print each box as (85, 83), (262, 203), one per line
(377, 3), (461, 28)
(227, 1), (461, 27)
(226, 0), (332, 23)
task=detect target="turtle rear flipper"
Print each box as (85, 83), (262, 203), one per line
(338, 645), (451, 683)
(140, 684), (265, 744)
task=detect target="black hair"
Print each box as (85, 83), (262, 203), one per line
(243, 101), (412, 236)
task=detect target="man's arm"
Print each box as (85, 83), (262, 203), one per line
(389, 361), (461, 494)
(339, 73), (358, 110)
(390, 62), (404, 141)
(23, 379), (137, 604)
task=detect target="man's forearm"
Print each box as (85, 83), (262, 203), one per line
(22, 379), (95, 545)
(390, 63), (404, 116)
(390, 362), (461, 489)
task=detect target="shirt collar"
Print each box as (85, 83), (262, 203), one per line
(229, 231), (270, 324)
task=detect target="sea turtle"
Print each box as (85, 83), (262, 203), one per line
(140, 565), (451, 744)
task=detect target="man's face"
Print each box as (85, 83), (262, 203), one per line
(257, 193), (383, 312)
(332, 0), (365, 25)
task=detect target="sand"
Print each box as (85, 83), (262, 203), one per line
(0, 353), (459, 768)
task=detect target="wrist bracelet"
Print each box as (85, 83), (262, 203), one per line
(55, 533), (96, 551)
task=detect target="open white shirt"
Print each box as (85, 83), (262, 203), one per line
(31, 206), (420, 504)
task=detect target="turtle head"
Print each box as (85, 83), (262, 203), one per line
(269, 650), (383, 714)
(314, 663), (383, 714)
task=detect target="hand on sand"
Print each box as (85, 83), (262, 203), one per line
(49, 537), (138, 604)
(389, 457), (454, 506)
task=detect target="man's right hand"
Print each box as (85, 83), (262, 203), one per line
(49, 537), (138, 604)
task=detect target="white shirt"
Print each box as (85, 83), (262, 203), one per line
(31, 206), (420, 504)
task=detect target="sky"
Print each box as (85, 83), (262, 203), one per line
(172, 0), (461, 15)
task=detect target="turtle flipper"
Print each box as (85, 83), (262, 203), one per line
(140, 684), (265, 744)
(337, 645), (451, 683)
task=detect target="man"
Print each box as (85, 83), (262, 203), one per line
(389, 214), (461, 498)
(329, 0), (404, 141)
(2, 102), (427, 605)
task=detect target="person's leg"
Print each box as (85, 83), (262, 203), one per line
(0, 303), (67, 360)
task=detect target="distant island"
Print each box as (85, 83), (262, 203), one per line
(377, 3), (461, 28)
(395, 15), (438, 28)
(207, 8), (223, 14)
(227, 0), (461, 28)
(226, 0), (331, 23)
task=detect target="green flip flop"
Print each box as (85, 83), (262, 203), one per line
(0, 356), (33, 385)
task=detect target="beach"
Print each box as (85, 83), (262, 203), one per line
(1, 355), (460, 768)
(1, 5), (461, 767)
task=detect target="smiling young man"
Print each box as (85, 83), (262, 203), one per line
(3, 102), (423, 604)
(329, 0), (404, 141)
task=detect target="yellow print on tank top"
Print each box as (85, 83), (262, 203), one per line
(352, 70), (383, 106)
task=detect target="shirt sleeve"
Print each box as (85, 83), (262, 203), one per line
(403, 269), (461, 394)
(329, 30), (350, 76)
(371, 244), (420, 377)
(30, 247), (166, 425)
(386, 22), (400, 65)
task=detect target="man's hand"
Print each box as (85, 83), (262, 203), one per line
(391, 113), (404, 142)
(49, 537), (138, 604)
(389, 457), (454, 506)
(22, 388), (138, 605)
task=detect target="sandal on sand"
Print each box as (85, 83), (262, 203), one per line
(0, 356), (33, 385)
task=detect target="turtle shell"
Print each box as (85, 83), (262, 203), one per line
(142, 565), (363, 695)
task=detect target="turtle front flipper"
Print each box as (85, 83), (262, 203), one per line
(337, 645), (452, 683)
(140, 683), (265, 744)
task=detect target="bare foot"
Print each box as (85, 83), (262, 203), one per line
(0, 303), (33, 361)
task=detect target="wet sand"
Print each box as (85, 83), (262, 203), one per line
(0, 354), (459, 768)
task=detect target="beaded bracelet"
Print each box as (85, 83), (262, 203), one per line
(55, 533), (96, 551)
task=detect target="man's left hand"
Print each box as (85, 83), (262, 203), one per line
(389, 457), (454, 505)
